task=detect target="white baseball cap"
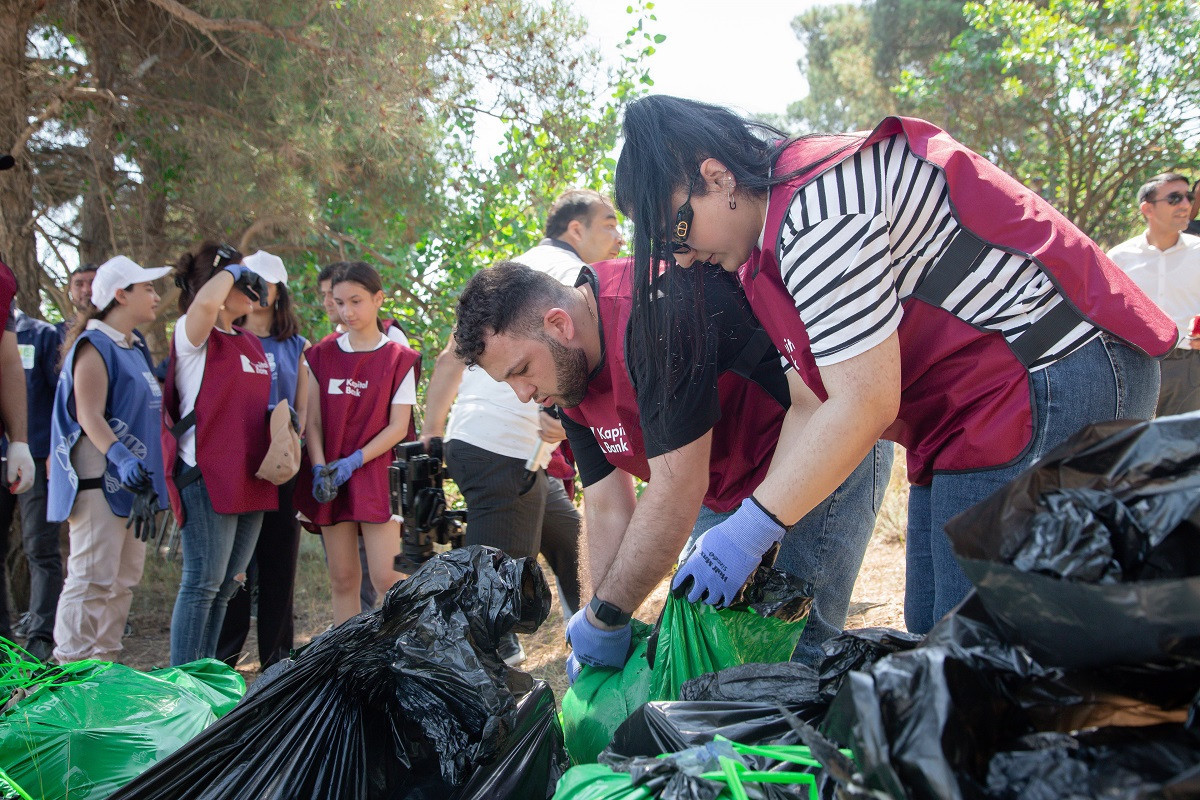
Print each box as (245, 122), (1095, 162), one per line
(91, 256), (171, 309)
(243, 250), (288, 285)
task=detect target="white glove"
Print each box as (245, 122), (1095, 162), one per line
(6, 441), (34, 494)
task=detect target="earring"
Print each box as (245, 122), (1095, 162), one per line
(726, 176), (737, 209)
(728, 195), (737, 210)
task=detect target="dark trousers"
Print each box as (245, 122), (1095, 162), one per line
(0, 460), (63, 640)
(444, 439), (582, 615)
(217, 480), (301, 668)
(1156, 348), (1200, 417)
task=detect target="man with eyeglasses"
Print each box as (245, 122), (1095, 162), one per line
(1108, 172), (1200, 416)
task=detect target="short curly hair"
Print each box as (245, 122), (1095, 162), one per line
(454, 261), (575, 366)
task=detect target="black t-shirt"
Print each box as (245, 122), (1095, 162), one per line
(563, 265), (790, 487)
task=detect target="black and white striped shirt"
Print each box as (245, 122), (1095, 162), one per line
(772, 136), (1099, 371)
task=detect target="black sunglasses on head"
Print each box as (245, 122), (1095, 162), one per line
(211, 243), (239, 268)
(1149, 191), (1196, 206)
(667, 175), (699, 256)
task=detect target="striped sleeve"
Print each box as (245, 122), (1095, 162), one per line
(777, 153), (903, 366)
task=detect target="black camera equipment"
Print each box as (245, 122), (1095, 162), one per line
(391, 437), (467, 572)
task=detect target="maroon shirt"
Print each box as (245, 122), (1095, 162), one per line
(0, 261), (16, 442)
(162, 327), (275, 522)
(742, 116), (1177, 484)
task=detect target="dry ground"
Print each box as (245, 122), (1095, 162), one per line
(121, 446), (910, 703)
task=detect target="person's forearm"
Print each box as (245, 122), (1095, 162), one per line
(183, 270), (236, 346)
(582, 473), (637, 595)
(593, 436), (711, 612)
(0, 334), (26, 441)
(293, 362), (309, 437)
(421, 343), (466, 438)
(305, 371), (326, 464)
(359, 407), (412, 463)
(754, 338), (899, 525)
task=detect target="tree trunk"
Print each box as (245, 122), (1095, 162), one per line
(77, 16), (118, 267)
(0, 1), (42, 315)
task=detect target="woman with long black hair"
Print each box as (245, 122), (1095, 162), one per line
(612, 95), (1175, 637)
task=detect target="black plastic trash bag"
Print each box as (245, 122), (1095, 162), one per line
(945, 413), (1200, 669)
(607, 701), (819, 760)
(820, 597), (1200, 800)
(108, 546), (561, 800)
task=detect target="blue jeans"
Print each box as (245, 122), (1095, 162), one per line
(691, 441), (892, 669)
(904, 334), (1161, 634)
(170, 477), (264, 665)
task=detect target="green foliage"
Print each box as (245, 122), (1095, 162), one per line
(12, 0), (660, 360)
(307, 1), (661, 369)
(896, 0), (1200, 244)
(787, 0), (965, 133)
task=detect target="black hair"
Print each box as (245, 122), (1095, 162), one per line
(329, 261), (387, 332)
(614, 95), (860, 415)
(453, 261), (574, 367)
(317, 261), (348, 286)
(545, 189), (609, 239)
(235, 281), (301, 340)
(1138, 172), (1191, 204)
(174, 241), (243, 314)
(71, 264), (98, 277)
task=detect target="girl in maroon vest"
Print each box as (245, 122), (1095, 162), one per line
(295, 261), (420, 623)
(164, 242), (276, 665)
(613, 95), (1174, 635)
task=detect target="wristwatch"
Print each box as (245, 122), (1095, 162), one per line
(588, 595), (631, 627)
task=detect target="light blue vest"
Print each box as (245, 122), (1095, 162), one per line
(48, 330), (169, 521)
(259, 333), (306, 408)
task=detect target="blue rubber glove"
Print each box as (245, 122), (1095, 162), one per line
(327, 449), (364, 487)
(311, 464), (338, 503)
(223, 263), (252, 281)
(564, 607), (632, 684)
(671, 497), (787, 607)
(106, 441), (150, 491)
(223, 263), (268, 306)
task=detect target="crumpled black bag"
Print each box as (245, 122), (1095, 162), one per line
(945, 413), (1200, 669)
(819, 597), (1200, 800)
(109, 546), (562, 800)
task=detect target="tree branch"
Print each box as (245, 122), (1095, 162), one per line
(145, 0), (345, 60)
(11, 73), (85, 155)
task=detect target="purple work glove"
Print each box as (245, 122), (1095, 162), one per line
(311, 464), (338, 503)
(327, 449), (364, 487)
(564, 607), (632, 685)
(671, 496), (787, 607)
(106, 441), (151, 492)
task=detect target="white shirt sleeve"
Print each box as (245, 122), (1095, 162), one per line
(392, 365), (417, 405)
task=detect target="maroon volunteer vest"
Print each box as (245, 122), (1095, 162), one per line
(161, 326), (275, 522)
(295, 338), (420, 525)
(0, 261), (16, 442)
(563, 261), (786, 513)
(741, 117), (1177, 485)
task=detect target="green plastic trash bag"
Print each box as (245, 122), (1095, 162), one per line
(0, 646), (244, 800)
(555, 737), (849, 800)
(562, 568), (811, 765)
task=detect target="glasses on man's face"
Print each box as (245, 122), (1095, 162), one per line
(1149, 191), (1196, 207)
(668, 178), (696, 255)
